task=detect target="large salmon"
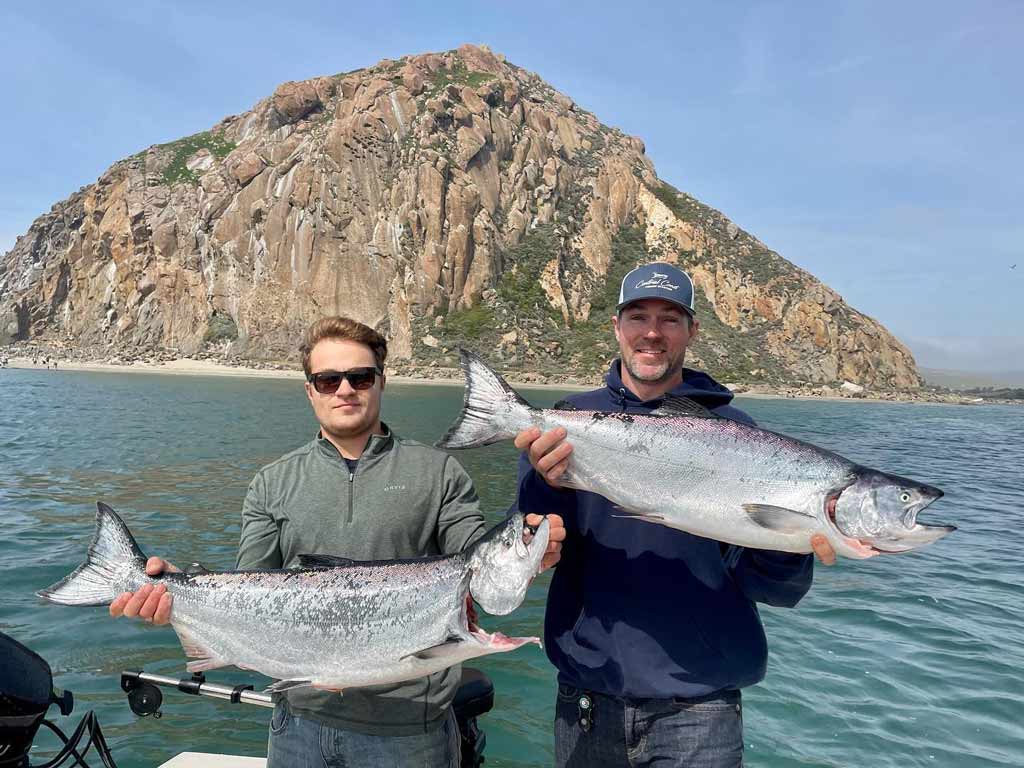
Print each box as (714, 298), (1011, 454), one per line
(437, 350), (953, 559)
(38, 502), (548, 691)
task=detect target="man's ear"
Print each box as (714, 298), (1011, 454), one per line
(379, 373), (386, 392)
(304, 381), (315, 404)
(690, 317), (700, 340)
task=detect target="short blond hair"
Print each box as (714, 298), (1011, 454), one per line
(299, 317), (387, 376)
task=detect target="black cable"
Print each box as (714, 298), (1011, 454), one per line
(31, 712), (118, 768)
(33, 715), (93, 768)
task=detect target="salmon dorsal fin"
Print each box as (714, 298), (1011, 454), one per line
(650, 395), (718, 418)
(552, 399), (580, 411)
(297, 554), (357, 568)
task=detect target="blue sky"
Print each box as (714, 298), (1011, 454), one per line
(2, 1), (1020, 372)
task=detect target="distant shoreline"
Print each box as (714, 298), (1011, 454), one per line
(2, 356), (590, 392)
(5, 355), (1019, 406)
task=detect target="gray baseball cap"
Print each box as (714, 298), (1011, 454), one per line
(616, 262), (695, 316)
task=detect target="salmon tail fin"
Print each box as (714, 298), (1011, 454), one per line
(37, 502), (146, 606)
(435, 348), (534, 450)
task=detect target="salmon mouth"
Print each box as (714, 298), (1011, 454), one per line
(463, 604), (540, 650)
(470, 628), (540, 651)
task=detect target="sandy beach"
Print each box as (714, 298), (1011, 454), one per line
(2, 355), (597, 392)
(6, 354), (1006, 405)
(7, 355), (303, 380)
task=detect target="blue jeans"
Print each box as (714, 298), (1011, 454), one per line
(267, 699), (461, 767)
(554, 684), (743, 768)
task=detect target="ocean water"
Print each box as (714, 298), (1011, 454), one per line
(1, 367), (1021, 767)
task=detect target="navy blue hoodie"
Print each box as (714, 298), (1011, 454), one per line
(517, 360), (814, 700)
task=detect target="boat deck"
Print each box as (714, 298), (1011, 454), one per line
(159, 753), (266, 767)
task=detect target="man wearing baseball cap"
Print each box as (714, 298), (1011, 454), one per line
(515, 262), (836, 767)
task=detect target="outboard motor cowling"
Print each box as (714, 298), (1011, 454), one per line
(0, 631), (72, 768)
(0, 631), (113, 768)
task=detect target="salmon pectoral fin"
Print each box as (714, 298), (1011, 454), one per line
(401, 639), (466, 662)
(265, 679), (316, 694)
(742, 504), (818, 534)
(185, 657), (229, 673)
(311, 682), (345, 693)
(173, 623), (228, 672)
(610, 506), (666, 523)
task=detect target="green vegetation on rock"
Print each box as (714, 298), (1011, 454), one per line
(649, 181), (703, 226)
(420, 225), (659, 378)
(443, 304), (495, 342)
(497, 225), (561, 319)
(160, 131), (236, 186)
(202, 311), (239, 346)
(429, 60), (495, 94)
(559, 226), (648, 371)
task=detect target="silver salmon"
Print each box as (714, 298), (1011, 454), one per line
(437, 350), (954, 560)
(38, 503), (549, 692)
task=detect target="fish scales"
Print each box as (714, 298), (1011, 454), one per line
(167, 561), (464, 659)
(540, 408), (852, 549)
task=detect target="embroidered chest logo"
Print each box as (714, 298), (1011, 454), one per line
(383, 484), (407, 492)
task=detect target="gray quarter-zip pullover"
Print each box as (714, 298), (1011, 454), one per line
(236, 424), (486, 735)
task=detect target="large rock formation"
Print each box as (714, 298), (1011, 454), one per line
(0, 44), (921, 388)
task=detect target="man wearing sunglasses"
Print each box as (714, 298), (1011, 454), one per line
(110, 315), (565, 767)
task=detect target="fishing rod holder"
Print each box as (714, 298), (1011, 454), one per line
(119, 668), (493, 768)
(120, 671), (275, 718)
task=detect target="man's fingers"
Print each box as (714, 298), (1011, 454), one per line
(153, 592), (174, 625)
(524, 514), (566, 541)
(537, 443), (573, 474)
(541, 551), (562, 572)
(139, 584), (168, 620)
(530, 428), (570, 465)
(544, 457), (571, 486)
(145, 557), (180, 575)
(518, 428), (573, 488)
(109, 592), (132, 618)
(121, 584), (153, 618)
(513, 427), (542, 451)
(810, 535), (837, 566)
(546, 521), (566, 543)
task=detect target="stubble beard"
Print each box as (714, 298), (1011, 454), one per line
(623, 349), (686, 384)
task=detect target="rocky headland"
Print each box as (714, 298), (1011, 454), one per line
(2, 45), (932, 396)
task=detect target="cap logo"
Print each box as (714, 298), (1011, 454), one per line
(634, 273), (680, 292)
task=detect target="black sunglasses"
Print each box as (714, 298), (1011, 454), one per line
(307, 367), (381, 394)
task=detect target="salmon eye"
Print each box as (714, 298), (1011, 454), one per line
(900, 492), (911, 504)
